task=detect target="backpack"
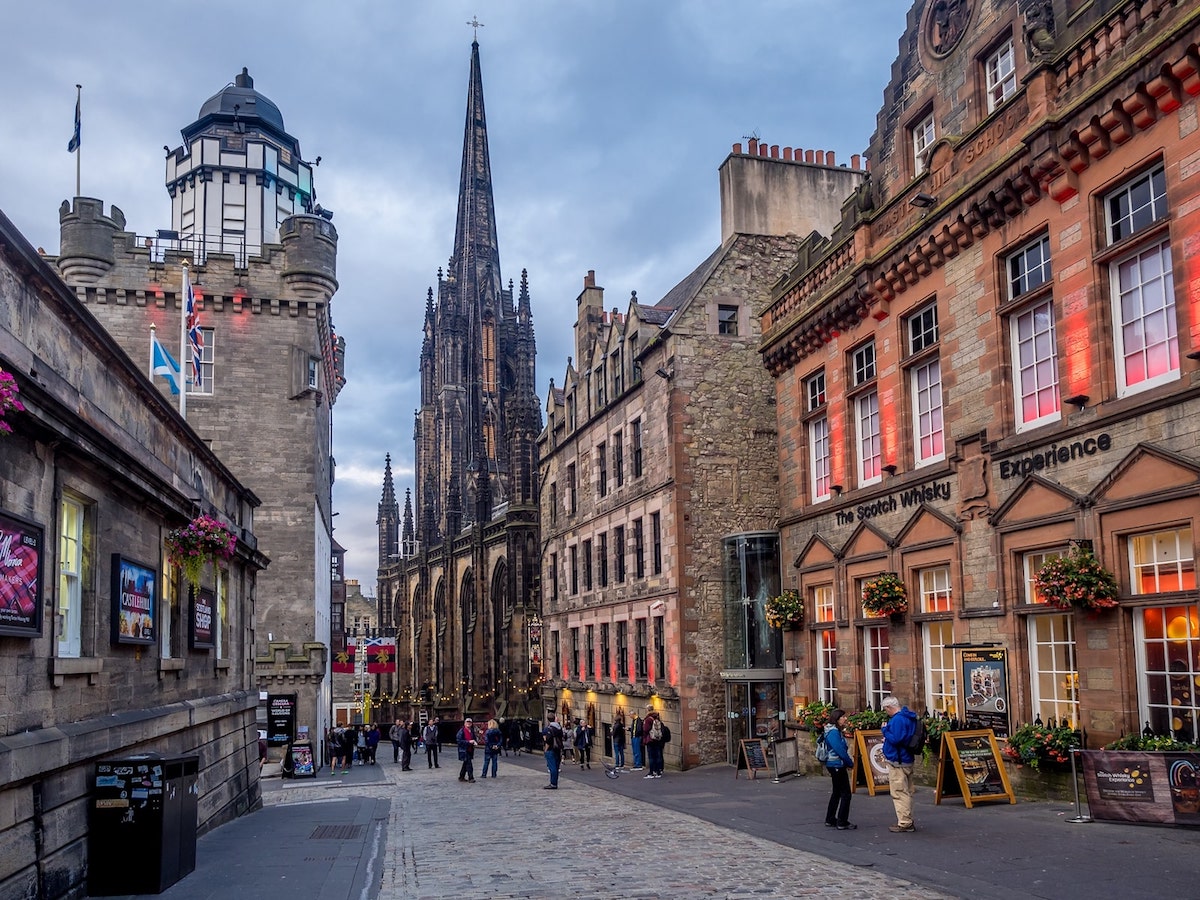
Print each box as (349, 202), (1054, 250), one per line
(906, 717), (927, 756)
(660, 724), (671, 744)
(546, 723), (564, 753)
(815, 728), (832, 763)
(649, 717), (663, 742)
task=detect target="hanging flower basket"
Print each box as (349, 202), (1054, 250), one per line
(0, 367), (25, 435)
(1033, 545), (1119, 611)
(862, 572), (908, 618)
(165, 515), (236, 592)
(764, 589), (804, 629)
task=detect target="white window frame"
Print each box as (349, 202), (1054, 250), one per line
(57, 496), (84, 658)
(1027, 613), (1079, 728)
(810, 415), (831, 502)
(919, 566), (952, 613)
(1129, 526), (1195, 595)
(864, 624), (892, 710)
(1111, 238), (1178, 397)
(1023, 548), (1066, 604)
(813, 584), (835, 625)
(855, 389), (882, 486)
(307, 357), (319, 391)
(1134, 605), (1200, 743)
(923, 620), (957, 716)
(911, 358), (944, 466)
(817, 630), (838, 705)
(985, 38), (1016, 112)
(188, 326), (215, 396)
(1010, 297), (1060, 431)
(913, 112), (935, 175)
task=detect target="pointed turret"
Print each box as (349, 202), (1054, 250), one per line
(401, 488), (415, 558)
(377, 454), (399, 566)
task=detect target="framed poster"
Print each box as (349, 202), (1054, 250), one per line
(962, 648), (1011, 737)
(852, 729), (892, 795)
(268, 693), (297, 746)
(110, 554), (156, 646)
(0, 509), (43, 637)
(190, 587), (215, 650)
(936, 729), (1016, 808)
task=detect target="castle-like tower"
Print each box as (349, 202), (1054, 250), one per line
(379, 39), (541, 722)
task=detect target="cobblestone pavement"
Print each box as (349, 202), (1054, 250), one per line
(268, 759), (949, 900)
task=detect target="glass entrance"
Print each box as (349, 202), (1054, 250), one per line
(725, 680), (783, 764)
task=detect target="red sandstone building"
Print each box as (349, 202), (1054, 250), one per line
(761, 0), (1199, 747)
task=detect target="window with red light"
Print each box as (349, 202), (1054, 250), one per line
(906, 304), (944, 466)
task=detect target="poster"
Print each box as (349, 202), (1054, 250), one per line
(0, 509), (43, 637)
(110, 554), (156, 646)
(190, 587), (214, 650)
(852, 730), (892, 794)
(961, 648), (1010, 737)
(268, 693), (297, 746)
(290, 742), (316, 777)
(1081, 750), (1200, 826)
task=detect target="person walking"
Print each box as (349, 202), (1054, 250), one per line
(365, 723), (381, 764)
(399, 720), (413, 770)
(355, 725), (367, 765)
(481, 719), (503, 777)
(630, 711), (644, 771)
(822, 709), (856, 830)
(456, 718), (478, 783)
(339, 726), (355, 774)
(329, 726), (345, 775)
(542, 711), (565, 789)
(424, 718), (440, 768)
(573, 718), (593, 769)
(389, 720), (404, 764)
(642, 708), (665, 778)
(612, 713), (627, 770)
(881, 695), (919, 832)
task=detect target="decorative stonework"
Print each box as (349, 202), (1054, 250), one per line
(923, 0), (972, 58)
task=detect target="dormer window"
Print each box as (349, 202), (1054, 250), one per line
(912, 111), (935, 175)
(985, 37), (1016, 112)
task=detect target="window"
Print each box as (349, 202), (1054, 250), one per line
(631, 419), (643, 478)
(617, 620), (628, 681)
(855, 390), (881, 485)
(651, 512), (662, 575)
(57, 495), (84, 658)
(630, 334), (642, 383)
(595, 363), (606, 407)
(807, 370), (826, 410)
(654, 615), (665, 681)
(852, 341), (876, 385)
(582, 539), (593, 591)
(636, 618), (648, 680)
(597, 442), (608, 498)
(864, 625), (892, 710)
(908, 304), (944, 465)
(919, 566), (952, 613)
(985, 37), (1016, 112)
(216, 570), (227, 660)
(1105, 165), (1177, 396)
(161, 558), (176, 658)
(552, 630), (561, 680)
(567, 393), (576, 431)
(807, 371), (830, 501)
(924, 621), (957, 716)
(549, 552), (559, 602)
(549, 482), (558, 525)
(584, 625), (594, 680)
(1028, 613), (1079, 727)
(567, 464), (577, 514)
(633, 518), (645, 579)
(571, 627), (580, 680)
(1023, 549), (1066, 604)
(307, 357), (319, 391)
(1011, 298), (1060, 430)
(817, 630), (838, 704)
(569, 545), (579, 595)
(718, 304), (739, 336)
(1136, 605), (1200, 742)
(614, 430), (624, 488)
(1008, 234), (1053, 298)
(614, 526), (626, 583)
(597, 533), (608, 587)
(601, 623), (611, 681)
(813, 585), (835, 624)
(1129, 527), (1195, 594)
(612, 349), (623, 396)
(912, 111), (935, 175)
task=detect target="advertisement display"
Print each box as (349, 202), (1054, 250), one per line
(852, 729), (892, 795)
(936, 729), (1016, 808)
(190, 587), (214, 650)
(1081, 750), (1200, 826)
(961, 648), (1010, 738)
(268, 693), (297, 746)
(0, 509), (44, 637)
(110, 554), (156, 646)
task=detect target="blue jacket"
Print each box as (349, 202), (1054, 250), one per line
(882, 707), (918, 764)
(822, 724), (853, 769)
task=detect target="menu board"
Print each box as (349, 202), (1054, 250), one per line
(962, 648), (1011, 738)
(190, 587), (214, 650)
(0, 509), (44, 638)
(852, 729), (892, 795)
(111, 554), (156, 646)
(736, 739), (769, 779)
(936, 729), (1016, 808)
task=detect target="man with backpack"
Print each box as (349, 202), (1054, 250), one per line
(642, 708), (667, 778)
(542, 712), (565, 789)
(881, 695), (922, 833)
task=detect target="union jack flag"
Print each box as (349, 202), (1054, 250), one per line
(183, 266), (204, 390)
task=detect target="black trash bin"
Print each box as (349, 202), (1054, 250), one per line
(88, 754), (199, 895)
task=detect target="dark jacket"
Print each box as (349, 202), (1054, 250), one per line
(485, 726), (503, 754)
(399, 728), (413, 750)
(456, 725), (477, 760)
(822, 723), (853, 770)
(882, 707), (918, 764)
(365, 726), (380, 748)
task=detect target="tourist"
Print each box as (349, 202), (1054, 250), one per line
(365, 723), (380, 764)
(542, 712), (565, 789)
(399, 720), (413, 770)
(630, 710), (644, 771)
(881, 696), (919, 832)
(822, 709), (856, 830)
(573, 717), (593, 769)
(612, 713), (627, 770)
(389, 719), (404, 763)
(424, 718), (440, 769)
(481, 719), (503, 777)
(643, 708), (666, 778)
(456, 718), (478, 783)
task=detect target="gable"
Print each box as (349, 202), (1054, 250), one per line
(1092, 444), (1200, 505)
(795, 533), (837, 570)
(895, 504), (959, 546)
(840, 521), (892, 560)
(991, 475), (1081, 526)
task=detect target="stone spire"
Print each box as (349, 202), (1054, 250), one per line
(401, 488), (415, 558)
(377, 454), (399, 566)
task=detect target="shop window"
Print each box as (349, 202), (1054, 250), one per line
(1136, 605), (1200, 742)
(818, 630), (838, 704)
(864, 624), (892, 710)
(1129, 527), (1195, 594)
(923, 620), (957, 716)
(1028, 613), (1079, 727)
(813, 584), (835, 624)
(984, 37), (1016, 112)
(919, 566), (952, 613)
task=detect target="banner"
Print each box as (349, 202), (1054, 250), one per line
(364, 637), (397, 673)
(1082, 750), (1200, 826)
(332, 640), (356, 674)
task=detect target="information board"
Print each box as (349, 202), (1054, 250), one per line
(936, 729), (1016, 808)
(852, 729), (892, 795)
(962, 648), (1011, 737)
(267, 693), (297, 746)
(736, 739), (769, 779)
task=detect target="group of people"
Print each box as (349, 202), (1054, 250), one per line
(327, 723), (381, 773)
(452, 718), (505, 782)
(539, 706), (671, 788)
(821, 695), (921, 833)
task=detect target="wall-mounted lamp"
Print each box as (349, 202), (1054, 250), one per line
(1065, 394), (1089, 410)
(909, 192), (937, 208)
(882, 464), (898, 476)
(831, 484), (844, 496)
(655, 367), (673, 380)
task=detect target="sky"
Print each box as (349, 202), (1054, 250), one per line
(2, 1), (907, 592)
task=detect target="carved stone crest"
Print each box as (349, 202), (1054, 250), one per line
(923, 0), (972, 58)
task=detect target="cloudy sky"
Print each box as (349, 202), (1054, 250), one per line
(3, 1), (905, 590)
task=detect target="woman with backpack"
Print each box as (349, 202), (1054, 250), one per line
(642, 709), (666, 778)
(821, 709), (856, 830)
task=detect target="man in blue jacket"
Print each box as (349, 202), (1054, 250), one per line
(881, 695), (918, 832)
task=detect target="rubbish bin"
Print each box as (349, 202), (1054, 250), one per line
(88, 754), (199, 895)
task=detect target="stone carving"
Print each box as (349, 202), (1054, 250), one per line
(957, 454), (992, 521)
(927, 0), (970, 56)
(1023, 0), (1057, 60)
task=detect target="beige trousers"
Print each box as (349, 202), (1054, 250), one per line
(888, 761), (915, 826)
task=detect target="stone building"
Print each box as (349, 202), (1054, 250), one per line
(51, 68), (344, 762)
(0, 208), (266, 899)
(379, 40), (542, 724)
(538, 148), (865, 767)
(331, 579), (379, 725)
(761, 0), (1200, 747)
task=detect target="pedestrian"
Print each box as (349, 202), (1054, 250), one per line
(339, 725), (355, 774)
(630, 710), (644, 771)
(481, 718), (503, 777)
(542, 711), (565, 789)
(389, 720), (404, 763)
(399, 720), (413, 770)
(642, 708), (666, 778)
(355, 725), (367, 765)
(822, 708), (856, 830)
(573, 717), (593, 769)
(612, 713), (626, 770)
(258, 733), (268, 772)
(881, 695), (919, 832)
(456, 718), (478, 783)
(365, 723), (380, 764)
(424, 717), (441, 768)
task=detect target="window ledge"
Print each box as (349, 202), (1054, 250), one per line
(159, 657), (185, 680)
(215, 658), (232, 672)
(50, 656), (103, 688)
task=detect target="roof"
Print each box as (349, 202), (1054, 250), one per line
(185, 68), (292, 148)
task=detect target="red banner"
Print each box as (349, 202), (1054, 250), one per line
(364, 638), (396, 673)
(331, 641), (355, 674)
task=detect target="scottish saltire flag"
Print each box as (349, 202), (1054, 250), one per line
(183, 266), (204, 390)
(67, 95), (80, 152)
(151, 331), (181, 395)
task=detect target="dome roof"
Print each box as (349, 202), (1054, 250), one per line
(195, 68), (285, 134)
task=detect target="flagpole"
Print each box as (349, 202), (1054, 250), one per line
(74, 85), (81, 198)
(179, 263), (189, 419)
(149, 323), (157, 382)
